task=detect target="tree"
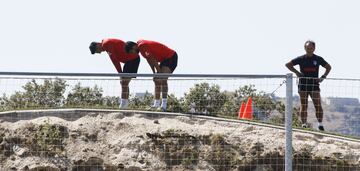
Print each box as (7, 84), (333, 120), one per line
(128, 91), (154, 110)
(167, 94), (185, 113)
(0, 79), (302, 128)
(235, 85), (277, 117)
(102, 96), (120, 108)
(0, 78), (67, 110)
(183, 83), (227, 115)
(268, 105), (302, 127)
(65, 83), (104, 107)
(218, 85), (278, 119)
(22, 79), (67, 107)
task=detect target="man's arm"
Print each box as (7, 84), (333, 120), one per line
(285, 61), (302, 77)
(109, 56), (122, 73)
(319, 64), (332, 82)
(146, 56), (160, 73)
(322, 64), (332, 77)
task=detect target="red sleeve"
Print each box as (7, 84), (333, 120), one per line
(109, 55), (122, 73)
(102, 39), (111, 51)
(138, 44), (149, 59)
(102, 40), (122, 73)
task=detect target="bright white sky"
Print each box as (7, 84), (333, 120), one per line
(0, 0), (359, 79)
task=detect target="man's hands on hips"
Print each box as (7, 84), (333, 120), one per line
(295, 72), (304, 77)
(318, 75), (326, 83)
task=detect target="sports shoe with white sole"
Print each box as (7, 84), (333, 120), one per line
(156, 107), (166, 112)
(147, 105), (160, 110)
(119, 103), (129, 109)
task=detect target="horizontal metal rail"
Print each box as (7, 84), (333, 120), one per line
(0, 71), (286, 78)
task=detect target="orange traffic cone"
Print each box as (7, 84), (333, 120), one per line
(238, 102), (245, 119)
(242, 97), (253, 120)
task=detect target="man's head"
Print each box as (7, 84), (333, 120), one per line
(304, 40), (316, 55)
(125, 41), (139, 54)
(89, 42), (102, 54)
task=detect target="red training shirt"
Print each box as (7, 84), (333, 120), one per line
(102, 39), (139, 73)
(137, 40), (175, 62)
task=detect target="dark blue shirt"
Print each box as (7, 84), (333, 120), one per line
(291, 54), (328, 78)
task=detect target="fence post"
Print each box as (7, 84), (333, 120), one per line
(285, 73), (293, 171)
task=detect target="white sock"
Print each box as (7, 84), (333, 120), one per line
(153, 100), (160, 107)
(161, 99), (167, 109)
(318, 122), (323, 127)
(120, 99), (128, 108)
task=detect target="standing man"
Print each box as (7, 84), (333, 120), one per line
(286, 40), (332, 131)
(89, 38), (140, 109)
(125, 40), (178, 111)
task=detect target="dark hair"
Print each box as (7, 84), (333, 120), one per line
(304, 40), (316, 48)
(124, 41), (137, 53)
(89, 42), (99, 54)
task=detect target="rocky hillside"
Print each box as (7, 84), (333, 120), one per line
(0, 110), (359, 171)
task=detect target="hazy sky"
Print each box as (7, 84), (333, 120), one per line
(1, 0), (359, 79)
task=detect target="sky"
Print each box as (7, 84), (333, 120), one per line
(0, 0), (360, 79)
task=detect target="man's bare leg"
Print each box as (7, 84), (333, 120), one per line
(310, 91), (324, 130)
(152, 78), (161, 108)
(159, 66), (172, 111)
(299, 91), (309, 127)
(120, 78), (131, 109)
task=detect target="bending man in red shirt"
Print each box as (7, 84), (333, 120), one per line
(89, 38), (140, 109)
(125, 40), (178, 111)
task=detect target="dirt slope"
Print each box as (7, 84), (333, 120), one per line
(0, 110), (359, 171)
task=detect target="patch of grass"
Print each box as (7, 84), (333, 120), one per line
(145, 129), (200, 168)
(163, 129), (176, 136)
(34, 118), (66, 157)
(181, 147), (199, 169)
(206, 134), (238, 171)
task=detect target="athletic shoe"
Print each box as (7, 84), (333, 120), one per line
(301, 123), (309, 128)
(119, 103), (128, 109)
(156, 107), (166, 112)
(318, 125), (325, 131)
(147, 105), (160, 111)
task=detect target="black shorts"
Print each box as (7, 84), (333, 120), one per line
(123, 57), (140, 78)
(160, 52), (178, 72)
(298, 78), (320, 93)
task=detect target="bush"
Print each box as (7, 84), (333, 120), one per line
(183, 83), (227, 115)
(65, 83), (104, 107)
(0, 78), (67, 110)
(34, 118), (67, 156)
